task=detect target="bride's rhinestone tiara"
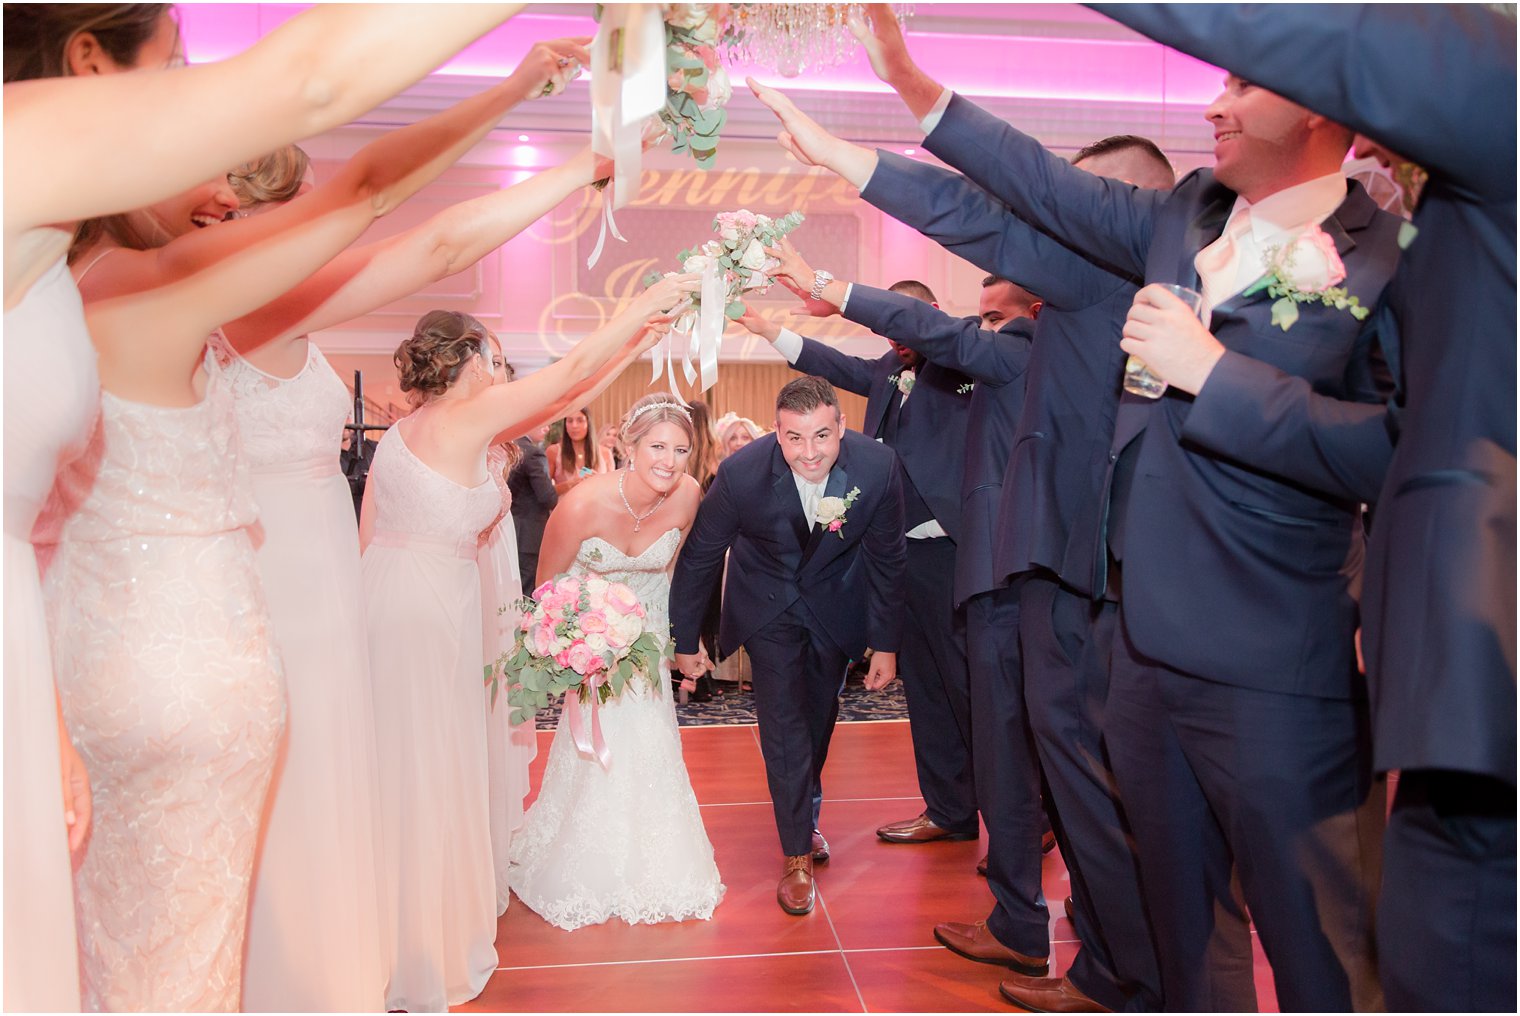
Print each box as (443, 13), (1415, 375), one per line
(625, 400), (692, 427)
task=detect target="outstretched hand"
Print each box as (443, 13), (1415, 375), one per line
(736, 304), (782, 342)
(516, 36), (592, 99)
(746, 77), (878, 187)
(763, 237), (841, 318)
(846, 4), (913, 83)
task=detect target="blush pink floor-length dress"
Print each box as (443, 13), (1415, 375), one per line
(216, 336), (386, 1012)
(363, 423), (501, 1012)
(42, 337), (286, 1011)
(479, 444), (539, 916)
(2, 253), (94, 1012)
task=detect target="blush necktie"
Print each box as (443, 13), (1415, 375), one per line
(1194, 207), (1254, 314)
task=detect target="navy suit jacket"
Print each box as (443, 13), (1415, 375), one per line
(792, 335), (971, 542)
(669, 430), (907, 660)
(862, 150), (1140, 597)
(506, 437), (557, 550)
(844, 285), (1034, 608)
(924, 93), (1404, 699)
(1094, 3), (1517, 781)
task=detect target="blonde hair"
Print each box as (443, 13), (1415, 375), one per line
(620, 394), (695, 449)
(229, 144), (311, 209)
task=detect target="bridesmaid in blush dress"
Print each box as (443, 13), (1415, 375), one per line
(361, 284), (693, 1011)
(3, 7), (527, 1008)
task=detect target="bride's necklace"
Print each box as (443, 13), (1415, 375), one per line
(618, 469), (667, 532)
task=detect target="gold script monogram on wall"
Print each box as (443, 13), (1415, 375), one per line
(537, 165), (866, 358)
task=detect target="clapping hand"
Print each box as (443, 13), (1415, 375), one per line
(1119, 284), (1226, 396)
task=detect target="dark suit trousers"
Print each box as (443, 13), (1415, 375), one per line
(1020, 575), (1160, 1011)
(1106, 618), (1384, 1012)
(1379, 770), (1517, 1012)
(516, 550), (540, 594)
(898, 537), (978, 833)
(965, 584), (1049, 957)
(746, 598), (850, 857)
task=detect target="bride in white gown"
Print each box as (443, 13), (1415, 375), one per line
(509, 395), (725, 930)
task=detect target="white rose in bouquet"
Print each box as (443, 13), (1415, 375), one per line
(690, 15), (720, 43)
(739, 238), (769, 271)
(702, 66), (732, 111)
(683, 254), (714, 275)
(664, 3), (710, 30)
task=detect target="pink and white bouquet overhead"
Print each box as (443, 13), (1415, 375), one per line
(643, 208), (806, 397)
(490, 573), (668, 766)
(657, 4), (736, 169)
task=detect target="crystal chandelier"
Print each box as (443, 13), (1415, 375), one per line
(723, 4), (915, 78)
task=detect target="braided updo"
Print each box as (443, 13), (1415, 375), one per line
(394, 310), (489, 407)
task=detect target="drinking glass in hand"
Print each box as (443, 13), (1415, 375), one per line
(1123, 283), (1207, 399)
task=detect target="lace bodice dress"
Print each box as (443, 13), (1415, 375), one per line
(42, 351), (286, 1012)
(214, 337), (385, 1012)
(362, 424), (502, 1012)
(3, 253), (96, 1012)
(508, 527), (725, 930)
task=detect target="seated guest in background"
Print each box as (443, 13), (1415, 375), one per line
(547, 407), (612, 494)
(508, 422), (557, 594)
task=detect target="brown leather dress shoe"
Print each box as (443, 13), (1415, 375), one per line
(976, 853), (989, 877)
(811, 829), (830, 863)
(1041, 830), (1057, 854)
(932, 920), (1049, 975)
(877, 812), (979, 843)
(777, 855), (815, 915)
(998, 973), (1112, 1013)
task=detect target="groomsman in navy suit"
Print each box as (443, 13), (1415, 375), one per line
(670, 377), (906, 916)
(737, 281), (981, 847)
(1090, 7), (1517, 1011)
(757, 7), (1409, 1009)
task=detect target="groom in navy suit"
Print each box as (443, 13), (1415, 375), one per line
(738, 282), (982, 848)
(670, 376), (906, 916)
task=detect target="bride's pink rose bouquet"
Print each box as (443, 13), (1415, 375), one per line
(491, 574), (668, 736)
(649, 208), (807, 321)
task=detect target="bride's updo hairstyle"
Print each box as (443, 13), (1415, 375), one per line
(394, 310), (489, 408)
(620, 394), (695, 449)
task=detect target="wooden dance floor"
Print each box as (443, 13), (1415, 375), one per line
(461, 721), (1279, 1012)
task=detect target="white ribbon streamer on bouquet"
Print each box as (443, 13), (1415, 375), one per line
(649, 263), (725, 403)
(588, 4), (666, 269)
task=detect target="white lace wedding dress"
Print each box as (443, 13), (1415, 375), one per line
(507, 527), (725, 930)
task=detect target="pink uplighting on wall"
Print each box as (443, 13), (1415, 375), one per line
(174, 4), (1222, 107)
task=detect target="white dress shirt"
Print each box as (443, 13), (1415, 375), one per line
(793, 471), (827, 529)
(1194, 172), (1349, 309)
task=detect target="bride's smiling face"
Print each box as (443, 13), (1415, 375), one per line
(630, 422), (691, 493)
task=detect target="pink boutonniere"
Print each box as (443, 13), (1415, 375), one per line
(1243, 225), (1371, 331)
(815, 487), (862, 538)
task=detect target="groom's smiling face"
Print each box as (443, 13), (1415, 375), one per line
(777, 404), (845, 484)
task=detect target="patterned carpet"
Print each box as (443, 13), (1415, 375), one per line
(531, 669), (909, 730)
